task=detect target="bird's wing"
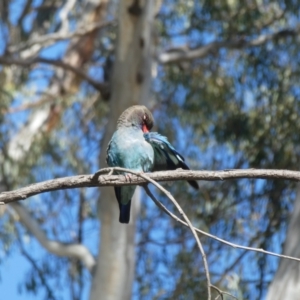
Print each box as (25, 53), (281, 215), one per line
(106, 139), (120, 167)
(144, 132), (199, 189)
(144, 132), (186, 170)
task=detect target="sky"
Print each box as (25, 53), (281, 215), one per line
(0, 252), (33, 299)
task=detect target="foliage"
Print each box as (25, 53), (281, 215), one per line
(1, 0), (300, 299)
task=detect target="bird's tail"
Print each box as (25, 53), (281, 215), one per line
(118, 200), (132, 223)
(114, 186), (135, 223)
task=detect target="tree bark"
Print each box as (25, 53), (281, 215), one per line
(90, 1), (157, 299)
(266, 184), (300, 300)
(3, 168), (300, 204)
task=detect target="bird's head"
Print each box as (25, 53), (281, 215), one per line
(117, 105), (154, 133)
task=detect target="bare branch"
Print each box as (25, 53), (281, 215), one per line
(210, 285), (237, 300)
(158, 25), (300, 64)
(143, 176), (300, 263)
(8, 21), (115, 54)
(17, 232), (56, 300)
(58, 0), (76, 34)
(0, 55), (108, 94)
(17, 0), (33, 27)
(142, 182), (211, 299)
(21, 249), (56, 299)
(3, 167), (300, 282)
(11, 203), (96, 273)
(2, 168), (300, 204)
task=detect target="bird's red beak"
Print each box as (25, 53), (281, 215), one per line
(142, 124), (149, 133)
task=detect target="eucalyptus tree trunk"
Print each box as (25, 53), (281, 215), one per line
(90, 1), (158, 299)
(266, 185), (300, 300)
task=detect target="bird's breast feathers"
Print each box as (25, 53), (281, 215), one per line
(107, 128), (154, 172)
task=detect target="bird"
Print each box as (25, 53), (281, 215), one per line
(106, 105), (199, 223)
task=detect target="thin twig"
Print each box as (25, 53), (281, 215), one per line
(211, 284), (224, 300)
(104, 169), (211, 299)
(140, 173), (300, 264)
(16, 228), (56, 299)
(142, 185), (211, 299)
(8, 21), (116, 53)
(0, 56), (108, 93)
(210, 284), (237, 300)
(158, 25), (300, 64)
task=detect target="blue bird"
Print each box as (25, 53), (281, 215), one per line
(106, 105), (198, 223)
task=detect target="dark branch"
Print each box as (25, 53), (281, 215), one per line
(158, 25), (300, 64)
(0, 56), (109, 95)
(143, 179), (300, 264)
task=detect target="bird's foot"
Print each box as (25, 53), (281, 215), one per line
(124, 173), (133, 182)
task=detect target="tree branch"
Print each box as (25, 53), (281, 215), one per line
(11, 203), (96, 273)
(2, 167), (300, 269)
(4, 166), (300, 290)
(144, 182), (300, 263)
(8, 21), (116, 54)
(158, 25), (300, 64)
(142, 180), (211, 299)
(17, 235), (56, 300)
(1, 168), (300, 204)
(210, 285), (237, 300)
(0, 56), (108, 94)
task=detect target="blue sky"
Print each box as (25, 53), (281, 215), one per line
(0, 252), (32, 299)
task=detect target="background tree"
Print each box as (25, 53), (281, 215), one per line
(1, 0), (300, 299)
